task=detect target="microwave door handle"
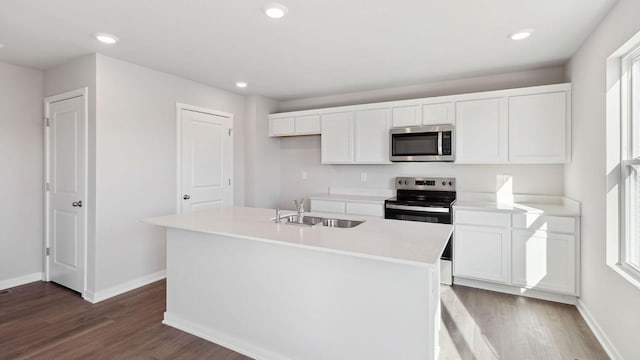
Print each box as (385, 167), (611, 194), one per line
(438, 131), (443, 155)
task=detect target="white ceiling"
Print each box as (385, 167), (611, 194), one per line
(0, 0), (617, 100)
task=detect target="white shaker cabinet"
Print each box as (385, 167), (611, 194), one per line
(455, 97), (508, 163)
(354, 108), (391, 163)
(454, 224), (512, 284)
(321, 112), (354, 164)
(295, 115), (321, 135)
(422, 102), (454, 125)
(512, 230), (576, 294)
(392, 105), (422, 127)
(509, 91), (570, 163)
(269, 117), (295, 136)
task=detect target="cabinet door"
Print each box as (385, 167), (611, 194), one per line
(270, 117), (295, 136)
(455, 98), (508, 163)
(295, 115), (321, 135)
(512, 230), (576, 294)
(321, 112), (354, 164)
(392, 105), (422, 127)
(354, 108), (391, 163)
(422, 103), (454, 125)
(509, 92), (568, 163)
(454, 225), (511, 284)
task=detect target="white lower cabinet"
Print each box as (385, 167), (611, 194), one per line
(453, 225), (511, 284)
(454, 208), (579, 298)
(512, 230), (576, 294)
(310, 198), (384, 218)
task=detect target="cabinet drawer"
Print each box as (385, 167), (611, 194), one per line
(512, 214), (575, 234)
(454, 210), (510, 228)
(310, 199), (346, 214)
(346, 202), (384, 217)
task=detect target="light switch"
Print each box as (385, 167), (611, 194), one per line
(360, 172), (367, 182)
(301, 170), (308, 180)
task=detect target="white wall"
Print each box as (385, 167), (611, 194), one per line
(566, 1), (640, 359)
(244, 96), (281, 208)
(94, 54), (246, 292)
(276, 67), (567, 210)
(43, 54), (98, 291)
(0, 61), (43, 284)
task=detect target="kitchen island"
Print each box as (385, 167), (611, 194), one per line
(145, 207), (452, 360)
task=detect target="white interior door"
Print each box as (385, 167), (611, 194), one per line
(180, 109), (233, 213)
(46, 94), (86, 293)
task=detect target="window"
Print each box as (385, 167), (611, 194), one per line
(621, 46), (640, 279)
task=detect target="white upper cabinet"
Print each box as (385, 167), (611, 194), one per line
(509, 92), (569, 163)
(269, 83), (572, 165)
(321, 112), (354, 164)
(392, 105), (422, 127)
(269, 115), (320, 137)
(422, 102), (454, 125)
(269, 117), (295, 136)
(354, 108), (391, 163)
(455, 97), (508, 163)
(295, 115), (321, 135)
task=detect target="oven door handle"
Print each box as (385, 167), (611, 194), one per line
(385, 204), (450, 213)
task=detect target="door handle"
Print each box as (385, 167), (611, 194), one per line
(72, 201), (83, 207)
(183, 194), (191, 200)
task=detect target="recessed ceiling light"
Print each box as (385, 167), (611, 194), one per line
(510, 29), (534, 41)
(264, 3), (288, 19)
(95, 32), (119, 44)
(236, 82), (248, 88)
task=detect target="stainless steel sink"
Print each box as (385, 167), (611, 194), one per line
(278, 214), (324, 226)
(322, 218), (365, 228)
(276, 214), (365, 228)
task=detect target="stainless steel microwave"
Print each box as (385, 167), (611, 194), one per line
(390, 125), (455, 162)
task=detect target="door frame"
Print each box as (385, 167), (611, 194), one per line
(175, 103), (234, 213)
(44, 87), (89, 297)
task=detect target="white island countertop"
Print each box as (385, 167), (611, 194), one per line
(145, 206), (451, 267)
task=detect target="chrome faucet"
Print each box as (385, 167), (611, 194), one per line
(294, 198), (305, 223)
(275, 208), (281, 223)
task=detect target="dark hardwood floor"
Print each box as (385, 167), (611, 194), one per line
(0, 280), (608, 359)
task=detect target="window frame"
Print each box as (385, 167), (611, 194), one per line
(620, 46), (640, 281)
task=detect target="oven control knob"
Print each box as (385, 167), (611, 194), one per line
(404, 180), (408, 185)
(398, 180), (402, 185)
(449, 181), (453, 186)
(442, 181), (446, 186)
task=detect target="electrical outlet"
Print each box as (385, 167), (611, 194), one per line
(301, 170), (308, 180)
(360, 172), (367, 182)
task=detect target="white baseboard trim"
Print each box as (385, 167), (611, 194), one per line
(453, 277), (577, 305)
(163, 312), (290, 360)
(0, 272), (43, 291)
(83, 270), (166, 303)
(576, 299), (623, 360)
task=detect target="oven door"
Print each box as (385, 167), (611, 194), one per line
(384, 203), (452, 223)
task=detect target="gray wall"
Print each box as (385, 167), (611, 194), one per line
(93, 54), (247, 292)
(276, 66), (568, 210)
(566, 0), (640, 358)
(0, 61), (43, 284)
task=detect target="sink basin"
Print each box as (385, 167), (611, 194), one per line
(278, 214), (324, 226)
(276, 214), (365, 228)
(322, 218), (365, 228)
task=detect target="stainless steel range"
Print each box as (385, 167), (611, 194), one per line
(384, 177), (456, 285)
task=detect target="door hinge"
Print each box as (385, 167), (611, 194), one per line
(44, 117), (50, 127)
(45, 182), (50, 192)
(45, 248), (50, 256)
(228, 178), (231, 186)
(228, 128), (232, 136)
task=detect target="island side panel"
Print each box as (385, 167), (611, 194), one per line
(163, 228), (439, 360)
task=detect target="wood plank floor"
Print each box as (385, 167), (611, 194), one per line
(0, 280), (608, 359)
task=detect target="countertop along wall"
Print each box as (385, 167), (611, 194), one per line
(275, 66), (568, 210)
(566, 0), (640, 358)
(0, 61), (44, 287)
